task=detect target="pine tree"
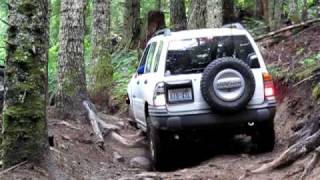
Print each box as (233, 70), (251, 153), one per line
(206, 0), (223, 28)
(170, 0), (187, 30)
(91, 0), (113, 106)
(123, 0), (140, 47)
(2, 0), (49, 167)
(55, 0), (88, 120)
(188, 0), (207, 29)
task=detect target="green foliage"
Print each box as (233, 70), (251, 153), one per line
(312, 83), (320, 103)
(268, 51), (320, 84)
(0, 1), (7, 65)
(111, 49), (138, 105)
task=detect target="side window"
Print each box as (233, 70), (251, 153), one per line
(152, 41), (163, 73)
(137, 45), (151, 74)
(144, 42), (157, 73)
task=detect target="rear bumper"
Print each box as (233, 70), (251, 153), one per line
(149, 106), (276, 131)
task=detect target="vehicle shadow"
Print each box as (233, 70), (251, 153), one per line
(161, 133), (256, 172)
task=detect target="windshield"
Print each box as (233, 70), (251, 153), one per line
(166, 35), (257, 75)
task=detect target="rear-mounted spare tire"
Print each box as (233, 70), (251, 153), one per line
(201, 57), (255, 113)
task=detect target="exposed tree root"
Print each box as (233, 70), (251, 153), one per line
(241, 116), (320, 179)
(53, 121), (81, 131)
(299, 146), (320, 180)
(0, 161), (27, 176)
(83, 100), (145, 149)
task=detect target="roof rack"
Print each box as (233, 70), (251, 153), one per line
(153, 28), (171, 37)
(222, 23), (245, 30)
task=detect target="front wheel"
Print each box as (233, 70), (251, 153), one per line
(147, 117), (169, 171)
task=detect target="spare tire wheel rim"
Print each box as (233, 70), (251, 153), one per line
(213, 69), (245, 102)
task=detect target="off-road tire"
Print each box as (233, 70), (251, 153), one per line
(201, 57), (255, 113)
(147, 116), (168, 171)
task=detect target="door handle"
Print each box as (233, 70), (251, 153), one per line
(144, 80), (148, 84)
(133, 95), (136, 98)
(137, 81), (140, 85)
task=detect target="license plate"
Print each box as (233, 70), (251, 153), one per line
(168, 88), (193, 102)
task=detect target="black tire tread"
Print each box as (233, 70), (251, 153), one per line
(201, 57), (256, 113)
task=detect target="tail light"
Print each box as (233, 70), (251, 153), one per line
(153, 82), (166, 106)
(263, 73), (276, 101)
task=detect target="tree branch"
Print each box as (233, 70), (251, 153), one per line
(0, 18), (11, 26)
(255, 18), (320, 42)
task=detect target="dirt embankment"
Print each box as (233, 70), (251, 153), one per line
(1, 25), (320, 180)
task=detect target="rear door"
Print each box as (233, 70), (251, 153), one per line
(133, 42), (158, 123)
(164, 35), (265, 114)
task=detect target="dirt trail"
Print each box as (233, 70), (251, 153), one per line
(1, 82), (319, 180)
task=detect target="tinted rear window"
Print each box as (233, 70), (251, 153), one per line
(166, 35), (257, 75)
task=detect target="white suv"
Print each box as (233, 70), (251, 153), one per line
(127, 24), (277, 170)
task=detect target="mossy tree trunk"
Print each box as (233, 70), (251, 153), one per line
(188, 0), (207, 29)
(123, 0), (141, 48)
(91, 0), (113, 107)
(170, 0), (187, 30)
(55, 0), (88, 120)
(2, 0), (49, 167)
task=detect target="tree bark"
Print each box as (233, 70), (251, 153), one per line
(288, 0), (300, 23)
(301, 0), (308, 21)
(55, 0), (88, 120)
(91, 0), (113, 106)
(170, 0), (187, 30)
(254, 0), (263, 18)
(206, 0), (223, 28)
(188, 0), (207, 29)
(261, 0), (269, 21)
(223, 0), (235, 24)
(3, 0), (49, 167)
(269, 0), (283, 31)
(123, 0), (141, 48)
(156, 0), (161, 11)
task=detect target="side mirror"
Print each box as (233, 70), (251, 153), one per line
(248, 54), (259, 68)
(137, 65), (145, 75)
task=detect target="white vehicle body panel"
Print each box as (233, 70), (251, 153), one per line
(127, 27), (269, 127)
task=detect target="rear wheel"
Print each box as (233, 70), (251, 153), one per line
(252, 122), (275, 153)
(147, 117), (168, 171)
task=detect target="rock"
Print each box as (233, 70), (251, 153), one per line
(129, 156), (151, 170)
(136, 172), (159, 180)
(112, 151), (125, 163)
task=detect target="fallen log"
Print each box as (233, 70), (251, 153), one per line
(255, 18), (320, 42)
(83, 100), (145, 148)
(83, 101), (104, 149)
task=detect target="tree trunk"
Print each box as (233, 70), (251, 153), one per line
(123, 0), (141, 48)
(170, 0), (187, 30)
(206, 0), (223, 28)
(188, 0), (207, 29)
(261, 0), (269, 21)
(156, 0), (161, 11)
(269, 0), (283, 31)
(55, 0), (88, 120)
(2, 0), (49, 167)
(288, 0), (300, 23)
(223, 0), (235, 24)
(91, 0), (113, 107)
(301, 0), (308, 21)
(140, 11), (166, 48)
(254, 0), (263, 18)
